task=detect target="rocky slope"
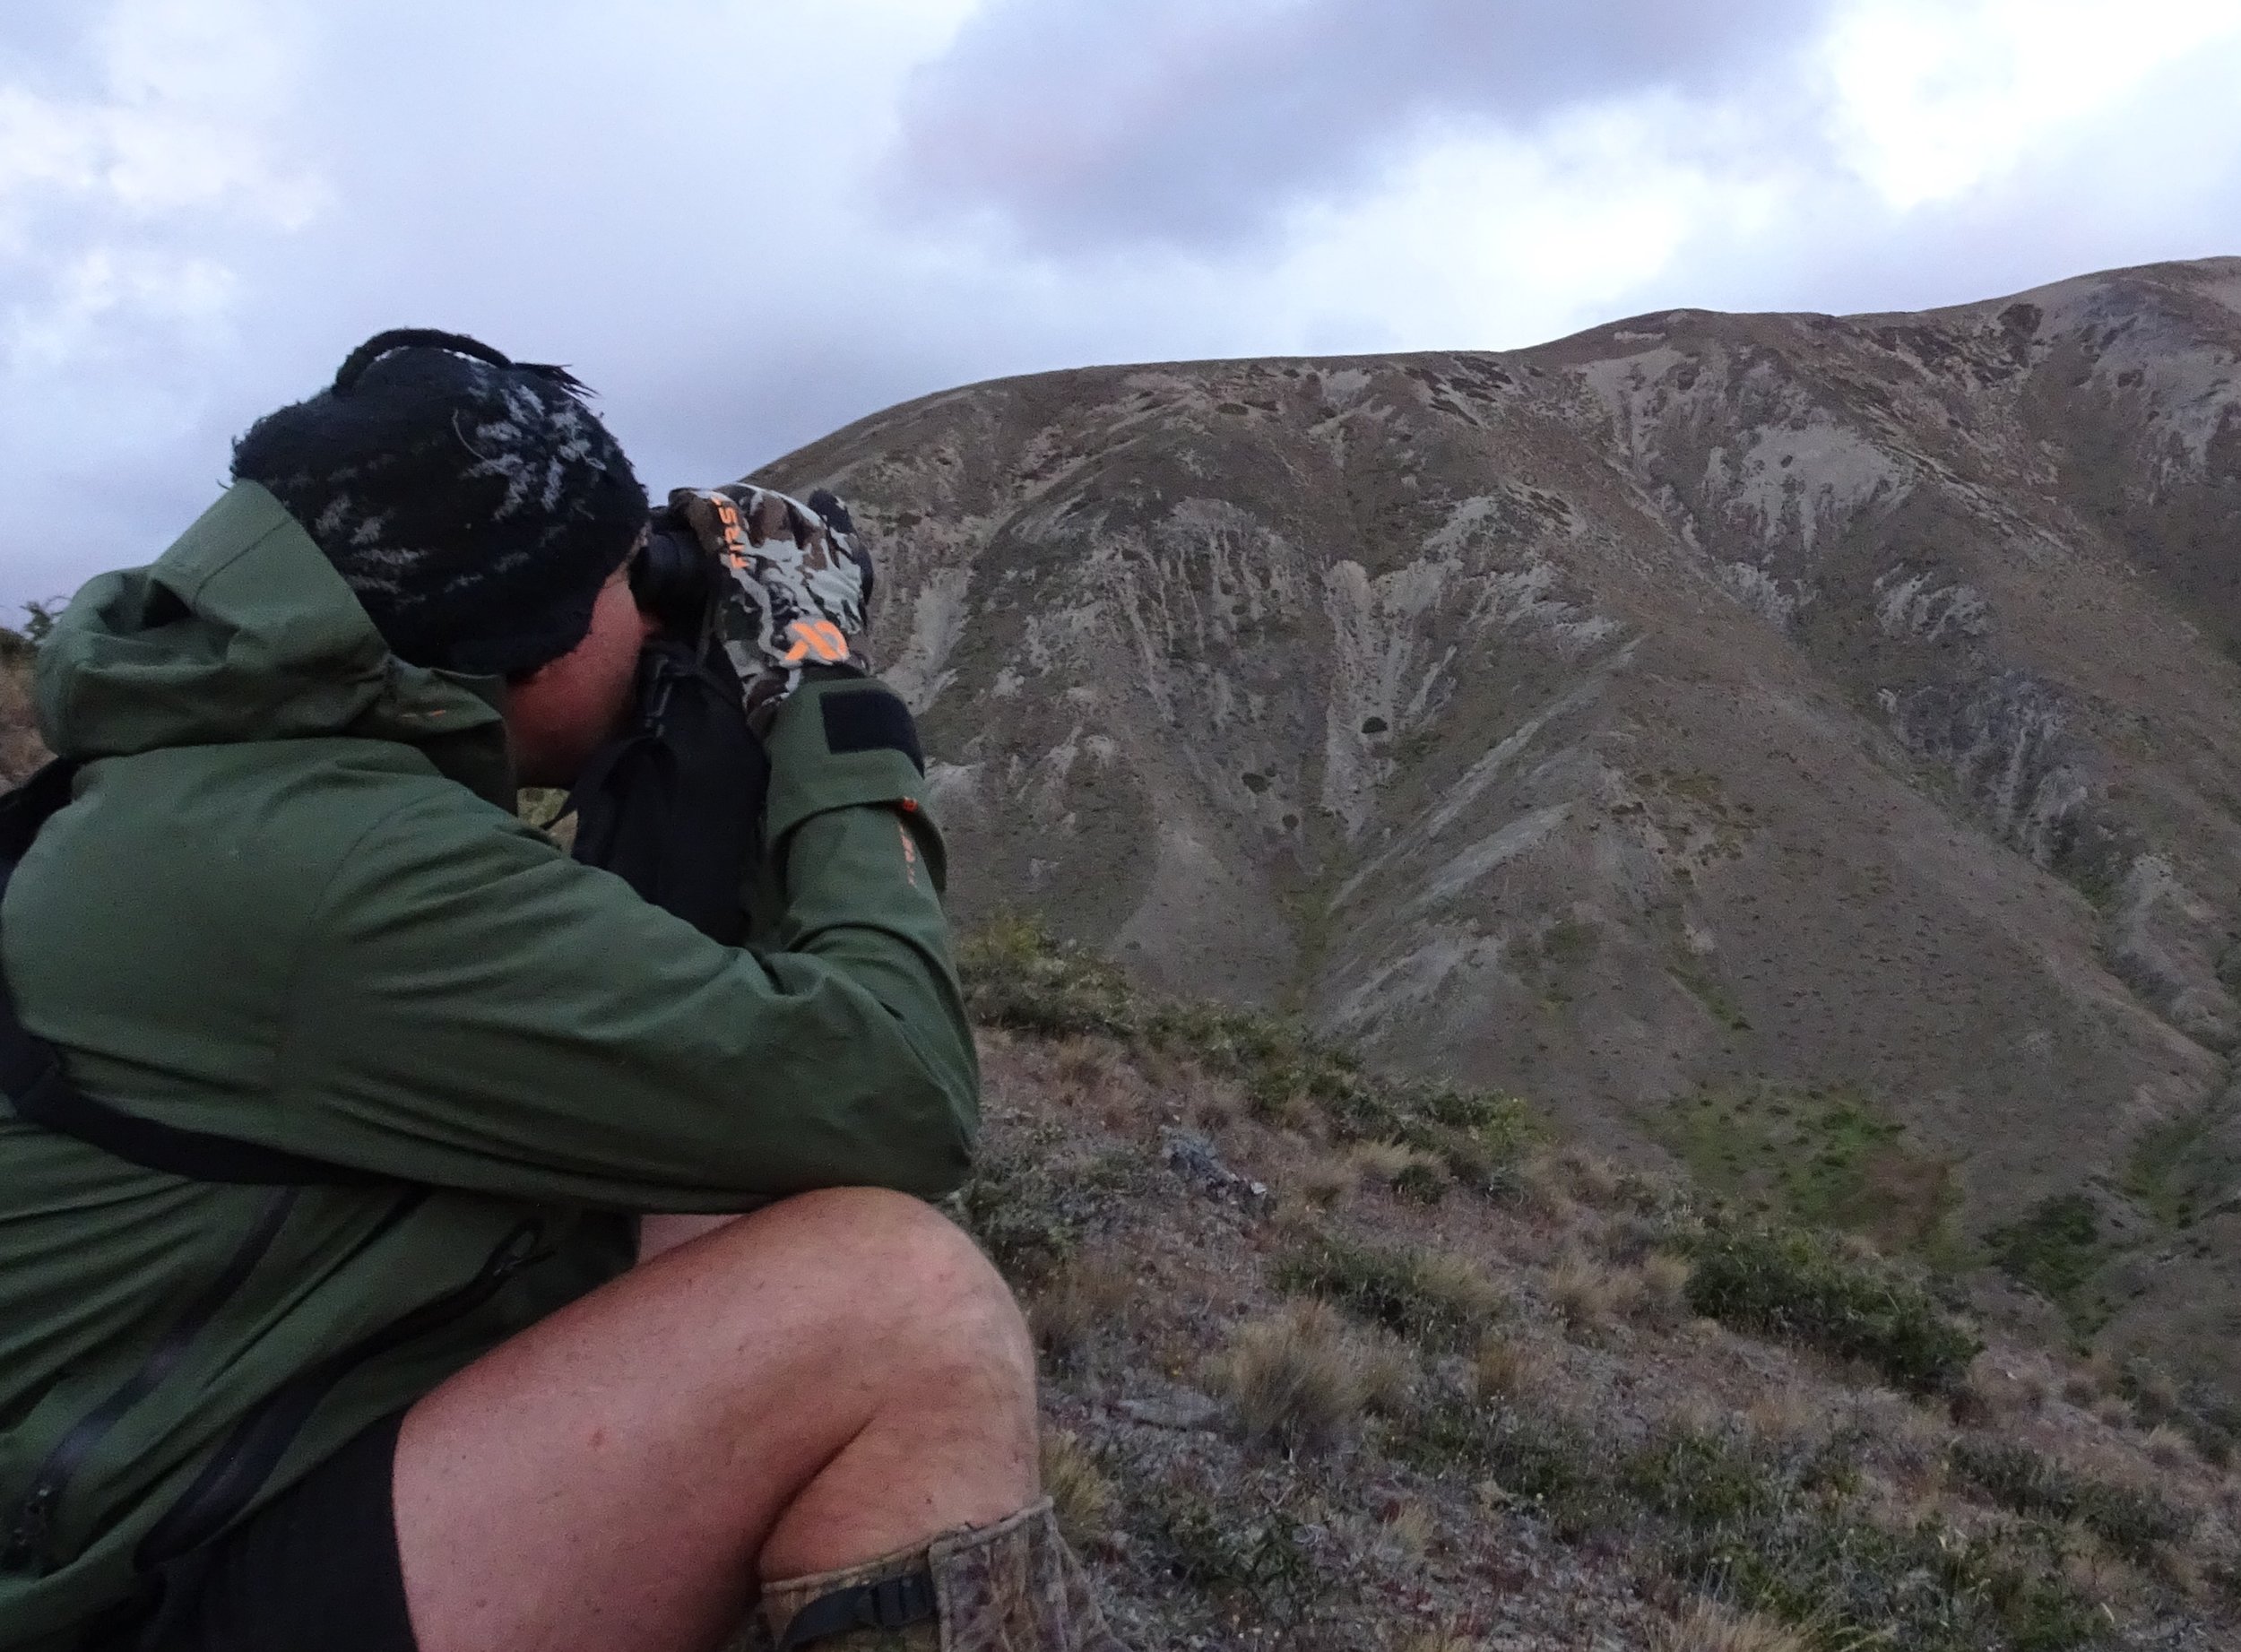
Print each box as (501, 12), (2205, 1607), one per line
(753, 258), (2241, 1388)
(958, 926), (2241, 1650)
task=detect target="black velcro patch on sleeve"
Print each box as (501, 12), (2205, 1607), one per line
(820, 688), (925, 774)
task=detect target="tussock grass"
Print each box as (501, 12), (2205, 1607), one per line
(1346, 1139), (1452, 1203)
(1214, 1301), (1399, 1450)
(1041, 1430), (1114, 1546)
(1648, 1598), (1813, 1652)
(1471, 1333), (1551, 1405)
(1634, 1252), (1695, 1329)
(1549, 1250), (1640, 1334)
(1028, 1251), (1138, 1369)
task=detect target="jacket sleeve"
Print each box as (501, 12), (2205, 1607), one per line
(279, 674), (979, 1208)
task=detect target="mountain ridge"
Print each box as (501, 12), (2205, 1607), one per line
(753, 255), (2241, 1387)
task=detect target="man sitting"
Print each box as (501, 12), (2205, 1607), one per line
(0, 331), (1121, 1652)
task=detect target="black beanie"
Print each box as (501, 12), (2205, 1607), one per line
(230, 328), (650, 677)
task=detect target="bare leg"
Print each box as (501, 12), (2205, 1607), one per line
(392, 1188), (1038, 1652)
(637, 1211), (747, 1265)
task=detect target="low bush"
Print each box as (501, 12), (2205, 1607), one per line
(1683, 1223), (1979, 1397)
(1621, 1423), (1784, 1531)
(1948, 1437), (2189, 1563)
(953, 1128), (1140, 1286)
(1389, 1388), (1615, 1535)
(1666, 1507), (2103, 1652)
(1392, 1379), (2107, 1649)
(1986, 1194), (2107, 1333)
(1131, 1475), (1326, 1625)
(1273, 1234), (1502, 1351)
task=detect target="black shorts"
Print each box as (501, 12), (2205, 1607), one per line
(125, 1409), (418, 1652)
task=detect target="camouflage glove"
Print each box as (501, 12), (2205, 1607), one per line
(671, 483), (874, 721)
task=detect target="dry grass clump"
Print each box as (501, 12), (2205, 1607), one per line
(1743, 1388), (1823, 1452)
(1548, 1250), (1640, 1334)
(1649, 1599), (1812, 1652)
(2058, 1529), (2136, 1604)
(1044, 1034), (1148, 1129)
(1040, 1429), (1114, 1546)
(1292, 1146), (1360, 1210)
(2092, 1393), (2134, 1430)
(1215, 1300), (1402, 1450)
(1959, 1353), (2055, 1424)
(1371, 1498), (1436, 1561)
(1633, 1252), (1693, 1329)
(2144, 1423), (2195, 1470)
(1347, 1139), (1453, 1202)
(1472, 1332), (1553, 1405)
(1516, 1151), (1581, 1224)
(1029, 1251), (1138, 1368)
(1559, 1148), (1625, 1208)
(2063, 1352), (2120, 1408)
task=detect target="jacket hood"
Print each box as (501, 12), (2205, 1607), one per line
(34, 482), (516, 807)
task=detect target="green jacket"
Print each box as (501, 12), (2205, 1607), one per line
(0, 484), (978, 1649)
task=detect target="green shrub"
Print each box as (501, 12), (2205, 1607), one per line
(1129, 1475), (1328, 1626)
(1986, 1195), (2107, 1331)
(1387, 1388), (1617, 1536)
(953, 1129), (1140, 1286)
(1684, 1224), (1980, 1396)
(1948, 1438), (2188, 1563)
(1620, 1423), (1783, 1530)
(1389, 1380), (2101, 1649)
(1272, 1235), (1501, 1350)
(1668, 1508), (2102, 1652)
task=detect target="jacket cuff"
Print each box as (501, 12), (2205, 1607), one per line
(763, 672), (930, 845)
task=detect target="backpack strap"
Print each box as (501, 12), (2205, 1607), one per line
(0, 760), (390, 1186)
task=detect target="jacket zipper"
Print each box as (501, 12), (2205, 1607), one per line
(134, 1214), (549, 1570)
(2, 1185), (300, 1574)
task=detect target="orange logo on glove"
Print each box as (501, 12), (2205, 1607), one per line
(782, 618), (851, 664)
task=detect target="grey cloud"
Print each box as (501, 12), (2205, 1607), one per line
(3, 1), (2235, 621)
(888, 0), (1841, 251)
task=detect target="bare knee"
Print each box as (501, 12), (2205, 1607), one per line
(682, 1188), (1034, 1412)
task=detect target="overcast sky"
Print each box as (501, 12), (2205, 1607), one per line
(4, 0), (2237, 615)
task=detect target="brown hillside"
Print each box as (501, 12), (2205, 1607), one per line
(958, 925), (2241, 1649)
(756, 258), (2241, 1394)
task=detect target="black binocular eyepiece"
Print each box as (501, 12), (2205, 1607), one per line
(629, 523), (722, 643)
